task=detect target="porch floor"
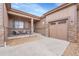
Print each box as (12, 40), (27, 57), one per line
(7, 34), (40, 46)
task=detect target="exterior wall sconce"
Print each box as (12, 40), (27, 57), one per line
(42, 22), (45, 24)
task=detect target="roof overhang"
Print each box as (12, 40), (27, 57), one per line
(6, 3), (78, 20)
(43, 3), (77, 17)
(7, 9), (40, 21)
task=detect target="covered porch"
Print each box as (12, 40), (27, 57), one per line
(7, 9), (40, 37)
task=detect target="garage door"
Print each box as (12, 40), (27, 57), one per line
(49, 19), (68, 40)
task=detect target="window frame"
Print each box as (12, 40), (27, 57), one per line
(14, 20), (24, 29)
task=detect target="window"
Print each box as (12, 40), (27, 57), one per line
(58, 20), (66, 24)
(51, 22), (56, 25)
(49, 21), (56, 25)
(14, 20), (24, 28)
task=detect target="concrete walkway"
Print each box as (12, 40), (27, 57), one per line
(0, 35), (69, 56)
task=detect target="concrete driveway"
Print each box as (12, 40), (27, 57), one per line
(0, 35), (69, 56)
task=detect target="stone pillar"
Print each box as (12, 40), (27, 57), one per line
(45, 17), (49, 37)
(0, 3), (8, 47)
(3, 4), (8, 45)
(31, 18), (34, 34)
(0, 4), (5, 47)
(78, 10), (79, 42)
(68, 5), (78, 42)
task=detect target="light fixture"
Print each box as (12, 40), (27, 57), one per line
(42, 22), (45, 24)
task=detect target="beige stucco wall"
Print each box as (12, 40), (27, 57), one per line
(36, 4), (78, 42)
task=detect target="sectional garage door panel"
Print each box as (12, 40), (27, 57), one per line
(49, 19), (68, 40)
(49, 24), (57, 38)
(56, 22), (67, 40)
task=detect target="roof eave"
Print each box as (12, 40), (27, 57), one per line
(43, 3), (76, 17)
(8, 9), (40, 20)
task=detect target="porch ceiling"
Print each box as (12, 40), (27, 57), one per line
(8, 14), (31, 22)
(7, 9), (40, 21)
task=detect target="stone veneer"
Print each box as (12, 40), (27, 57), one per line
(68, 11), (78, 42)
(46, 4), (78, 42)
(36, 4), (78, 43)
(0, 3), (78, 48)
(0, 4), (4, 46)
